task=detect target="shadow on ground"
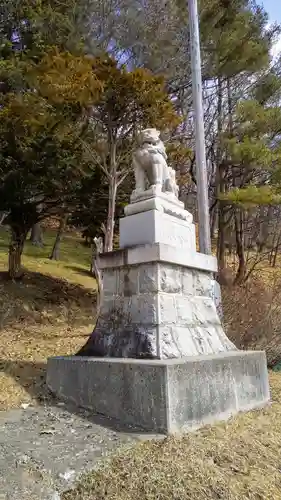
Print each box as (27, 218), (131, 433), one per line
(0, 270), (96, 330)
(0, 358), (153, 434)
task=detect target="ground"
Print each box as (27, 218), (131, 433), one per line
(0, 226), (95, 409)
(1, 225), (281, 500)
(64, 373), (281, 500)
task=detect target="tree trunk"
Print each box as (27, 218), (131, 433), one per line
(216, 77), (226, 275)
(104, 178), (117, 252)
(217, 208), (226, 273)
(8, 227), (27, 279)
(103, 132), (118, 253)
(234, 209), (246, 284)
(210, 204), (217, 239)
(227, 77), (234, 135)
(272, 233), (281, 267)
(30, 222), (44, 246)
(90, 236), (104, 314)
(257, 206), (272, 252)
(217, 166), (228, 275)
(49, 215), (68, 260)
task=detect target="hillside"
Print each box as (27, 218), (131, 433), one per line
(0, 226), (96, 409)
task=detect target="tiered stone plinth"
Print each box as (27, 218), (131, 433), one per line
(76, 243), (235, 358)
(47, 193), (270, 433)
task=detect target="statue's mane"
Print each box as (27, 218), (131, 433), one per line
(138, 141), (167, 160)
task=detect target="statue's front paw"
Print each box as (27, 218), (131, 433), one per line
(150, 184), (162, 195)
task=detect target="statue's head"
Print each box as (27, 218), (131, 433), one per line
(138, 128), (160, 145)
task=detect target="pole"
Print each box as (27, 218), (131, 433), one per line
(187, 0), (211, 254)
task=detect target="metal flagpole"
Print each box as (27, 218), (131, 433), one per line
(187, 0), (212, 255)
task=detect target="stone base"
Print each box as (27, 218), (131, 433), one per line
(82, 243), (234, 359)
(124, 193), (191, 222)
(120, 210), (196, 251)
(47, 351), (270, 434)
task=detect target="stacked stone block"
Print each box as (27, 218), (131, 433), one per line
(93, 260), (234, 359)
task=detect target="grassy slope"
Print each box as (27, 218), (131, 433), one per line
(0, 226), (96, 409)
(0, 226), (94, 287)
(1, 226), (281, 500)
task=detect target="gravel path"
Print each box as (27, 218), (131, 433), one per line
(0, 403), (160, 500)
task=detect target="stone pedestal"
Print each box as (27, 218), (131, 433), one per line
(76, 196), (234, 359)
(47, 191), (270, 432)
(120, 210), (196, 251)
(47, 352), (270, 433)
(80, 242), (235, 358)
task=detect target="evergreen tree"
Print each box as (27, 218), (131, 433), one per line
(0, 3), (102, 278)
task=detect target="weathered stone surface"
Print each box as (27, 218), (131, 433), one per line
(211, 324), (236, 351)
(123, 267), (139, 296)
(117, 268), (124, 295)
(160, 265), (182, 293)
(101, 296), (116, 315)
(175, 296), (220, 326)
(190, 326), (218, 355)
(194, 271), (214, 297)
(47, 352), (270, 433)
(176, 296), (194, 324)
(79, 320), (158, 359)
(167, 351), (270, 432)
(213, 279), (223, 319)
(159, 294), (177, 324)
(97, 263), (227, 357)
(189, 297), (220, 325)
(139, 263), (159, 293)
(120, 210), (196, 251)
(103, 269), (118, 296)
(123, 195), (190, 221)
(78, 250), (236, 359)
(131, 295), (158, 324)
(98, 243), (218, 274)
(158, 323), (235, 358)
(181, 268), (194, 296)
(160, 326), (199, 357)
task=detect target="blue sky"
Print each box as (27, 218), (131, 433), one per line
(260, 0), (281, 22)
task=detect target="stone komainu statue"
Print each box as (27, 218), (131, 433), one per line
(132, 128), (179, 198)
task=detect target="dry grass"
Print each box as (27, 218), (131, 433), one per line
(222, 271), (281, 367)
(63, 372), (281, 500)
(0, 226), (96, 409)
(2, 226), (281, 499)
